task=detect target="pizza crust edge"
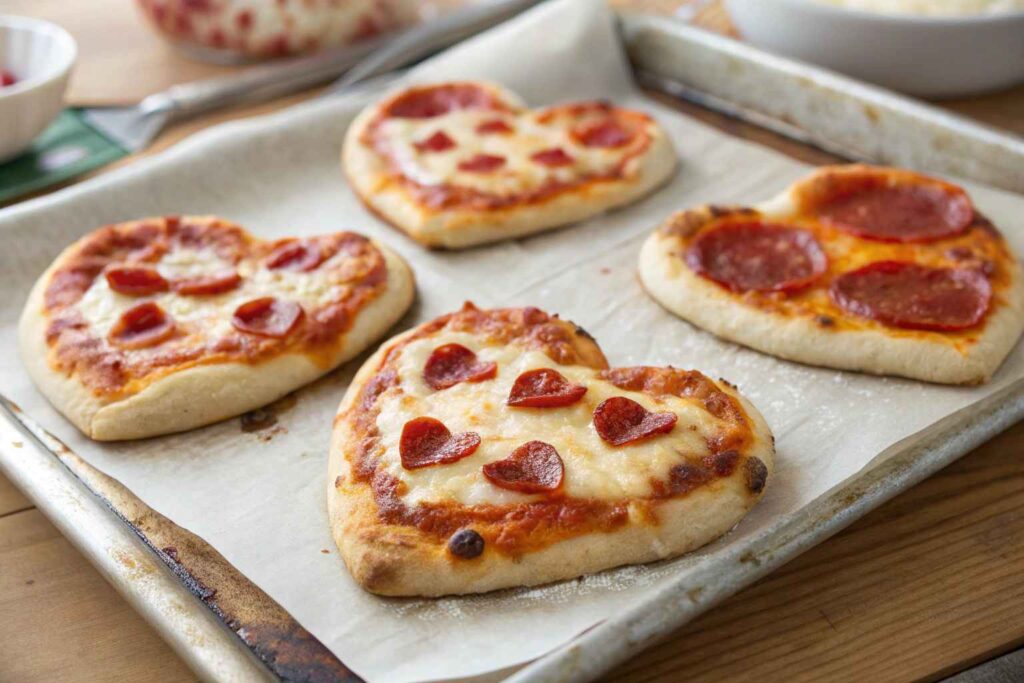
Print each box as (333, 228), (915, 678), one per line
(327, 320), (774, 597)
(638, 205), (1024, 385)
(18, 238), (415, 441)
(341, 81), (679, 249)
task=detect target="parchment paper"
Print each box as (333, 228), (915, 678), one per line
(2, 1), (1023, 681)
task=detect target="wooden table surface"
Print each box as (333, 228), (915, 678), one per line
(2, 1), (1024, 682)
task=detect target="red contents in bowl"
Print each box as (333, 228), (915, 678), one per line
(0, 70), (17, 88)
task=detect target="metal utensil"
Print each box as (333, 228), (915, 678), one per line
(82, 0), (548, 153)
(331, 0), (547, 91)
(80, 37), (388, 153)
(0, 0), (548, 204)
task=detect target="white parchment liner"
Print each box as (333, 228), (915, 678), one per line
(1, 1), (1023, 681)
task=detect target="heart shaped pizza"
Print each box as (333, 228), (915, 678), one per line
(329, 303), (773, 596)
(639, 165), (1024, 384)
(19, 215), (414, 440)
(342, 81), (677, 248)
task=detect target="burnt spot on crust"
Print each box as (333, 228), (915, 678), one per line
(814, 314), (836, 328)
(667, 463), (711, 496)
(745, 457), (769, 494)
(572, 323), (596, 342)
(661, 205), (758, 238)
(709, 205), (756, 219)
(241, 408), (276, 432)
(971, 210), (998, 237)
(704, 449), (740, 477)
(448, 529), (485, 559)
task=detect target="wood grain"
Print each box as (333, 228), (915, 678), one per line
(2, 0), (1024, 682)
(0, 508), (195, 683)
(606, 422), (1024, 683)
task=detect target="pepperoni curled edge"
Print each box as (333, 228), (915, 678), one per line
(458, 154), (506, 173)
(109, 302), (175, 349)
(507, 368), (587, 408)
(266, 241), (323, 272)
(172, 271), (242, 296)
(482, 441), (564, 494)
(573, 120), (632, 148)
(423, 344), (497, 390)
(231, 298), (304, 338)
(686, 221), (828, 293)
(829, 261), (992, 331)
(106, 267), (169, 296)
(415, 131), (456, 153)
(400, 417), (481, 470)
(531, 148), (574, 167)
(593, 397), (677, 446)
(809, 169), (973, 242)
(385, 83), (500, 119)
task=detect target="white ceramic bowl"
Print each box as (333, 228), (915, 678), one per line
(725, 0), (1024, 98)
(0, 16), (76, 162)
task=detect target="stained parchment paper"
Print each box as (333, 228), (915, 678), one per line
(2, 1), (1023, 681)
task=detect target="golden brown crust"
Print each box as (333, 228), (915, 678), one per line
(641, 165), (1024, 384)
(21, 215), (416, 439)
(328, 304), (774, 596)
(342, 80), (678, 249)
(41, 216), (390, 397)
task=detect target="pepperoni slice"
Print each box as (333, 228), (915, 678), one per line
(593, 397), (677, 446)
(386, 84), (496, 119)
(574, 120), (631, 148)
(477, 119), (513, 135)
(482, 441), (564, 494)
(109, 302), (175, 349)
(423, 344), (497, 391)
(830, 261), (991, 331)
(414, 131), (456, 153)
(266, 241), (323, 272)
(231, 297), (304, 338)
(815, 177), (972, 242)
(105, 267), (169, 296)
(686, 221), (827, 293)
(457, 154), (506, 173)
(507, 368), (587, 408)
(531, 148), (574, 167)
(172, 271), (242, 296)
(400, 417), (481, 469)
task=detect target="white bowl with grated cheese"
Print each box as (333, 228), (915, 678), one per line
(725, 0), (1024, 98)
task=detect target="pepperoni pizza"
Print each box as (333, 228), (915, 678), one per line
(19, 216), (414, 440)
(328, 303), (774, 596)
(639, 165), (1024, 384)
(342, 81), (677, 249)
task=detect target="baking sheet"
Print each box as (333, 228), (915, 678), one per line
(2, 1), (1023, 681)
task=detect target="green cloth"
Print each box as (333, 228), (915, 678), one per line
(0, 109), (126, 204)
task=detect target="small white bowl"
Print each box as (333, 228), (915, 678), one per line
(0, 15), (76, 162)
(725, 0), (1024, 99)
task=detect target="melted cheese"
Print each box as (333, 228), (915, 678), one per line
(77, 247), (354, 341)
(378, 108), (639, 197)
(375, 331), (731, 507)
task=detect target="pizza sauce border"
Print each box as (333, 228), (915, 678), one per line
(661, 167), (1016, 350)
(42, 215), (390, 398)
(361, 82), (659, 213)
(337, 303), (769, 560)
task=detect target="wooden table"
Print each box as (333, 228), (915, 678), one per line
(3, 1), (1024, 681)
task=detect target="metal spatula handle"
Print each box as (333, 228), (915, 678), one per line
(137, 37), (388, 119)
